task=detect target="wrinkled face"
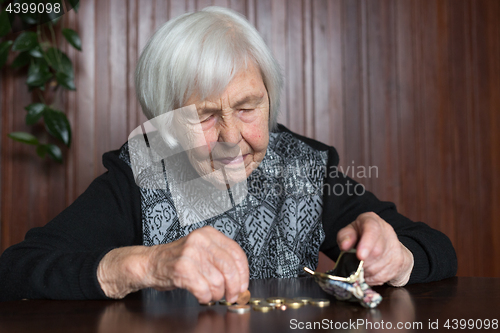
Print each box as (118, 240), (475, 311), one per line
(175, 62), (270, 188)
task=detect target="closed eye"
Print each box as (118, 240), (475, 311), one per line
(200, 115), (214, 123)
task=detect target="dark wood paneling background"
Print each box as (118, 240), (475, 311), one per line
(1, 0), (499, 278)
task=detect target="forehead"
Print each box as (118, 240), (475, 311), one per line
(188, 62), (266, 108)
(225, 61), (264, 92)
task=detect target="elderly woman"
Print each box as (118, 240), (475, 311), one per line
(0, 7), (456, 302)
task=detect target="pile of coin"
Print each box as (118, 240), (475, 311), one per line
(249, 296), (330, 312)
(202, 291), (331, 314)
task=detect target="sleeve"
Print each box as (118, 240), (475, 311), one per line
(319, 146), (458, 284)
(0, 149), (143, 301)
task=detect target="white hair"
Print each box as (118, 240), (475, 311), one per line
(135, 6), (283, 147)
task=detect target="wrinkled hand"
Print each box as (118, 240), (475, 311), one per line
(98, 226), (249, 303)
(336, 212), (414, 286)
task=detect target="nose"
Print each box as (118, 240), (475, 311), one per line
(218, 115), (242, 144)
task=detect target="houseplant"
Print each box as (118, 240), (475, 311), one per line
(0, 0), (80, 163)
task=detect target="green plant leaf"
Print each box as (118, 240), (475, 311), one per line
(26, 60), (52, 87)
(0, 8), (11, 37)
(46, 144), (63, 163)
(8, 132), (39, 145)
(15, 0), (49, 25)
(44, 0), (63, 22)
(0, 40), (13, 69)
(62, 28), (81, 51)
(12, 31), (38, 52)
(67, 0), (79, 12)
(43, 108), (71, 147)
(17, 0), (41, 25)
(11, 51), (31, 68)
(29, 45), (43, 58)
(36, 144), (47, 158)
(18, 12), (40, 25)
(25, 103), (47, 125)
(55, 71), (76, 90)
(39, 41), (51, 49)
(48, 15), (62, 25)
(45, 47), (73, 77)
(36, 143), (63, 162)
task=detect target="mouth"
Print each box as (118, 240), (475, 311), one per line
(214, 154), (248, 165)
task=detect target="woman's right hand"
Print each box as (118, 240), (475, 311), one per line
(97, 226), (249, 303)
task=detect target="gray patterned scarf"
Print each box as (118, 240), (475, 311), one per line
(119, 131), (328, 278)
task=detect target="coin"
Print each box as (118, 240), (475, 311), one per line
(260, 300), (279, 308)
(293, 297), (312, 304)
(266, 297), (286, 304)
(200, 301), (216, 306)
(266, 301), (278, 308)
(249, 297), (264, 305)
(228, 304), (251, 314)
(253, 303), (274, 312)
(237, 290), (251, 305)
(219, 299), (233, 306)
(284, 300), (304, 309)
(310, 299), (330, 307)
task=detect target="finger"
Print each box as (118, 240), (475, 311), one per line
(363, 257), (392, 279)
(174, 260), (214, 303)
(226, 243), (249, 293)
(364, 274), (386, 286)
(184, 227), (240, 301)
(337, 224), (358, 251)
(204, 227), (249, 294)
(206, 245), (242, 303)
(190, 278), (214, 303)
(363, 234), (386, 262)
(170, 231), (230, 302)
(190, 280), (213, 303)
(365, 258), (400, 284)
(363, 245), (404, 285)
(200, 261), (227, 301)
(355, 218), (383, 260)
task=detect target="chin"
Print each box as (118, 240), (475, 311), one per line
(244, 161), (260, 177)
(200, 169), (247, 190)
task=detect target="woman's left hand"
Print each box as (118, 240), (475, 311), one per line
(336, 212), (414, 287)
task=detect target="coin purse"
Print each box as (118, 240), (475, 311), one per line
(304, 249), (382, 308)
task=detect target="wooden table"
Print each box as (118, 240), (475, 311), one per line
(0, 277), (499, 332)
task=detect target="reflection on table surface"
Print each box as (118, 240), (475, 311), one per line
(0, 277), (499, 333)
